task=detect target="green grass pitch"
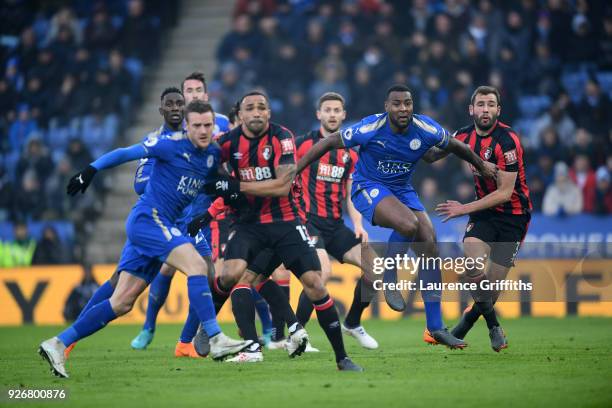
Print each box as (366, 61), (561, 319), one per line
(1, 318), (610, 407)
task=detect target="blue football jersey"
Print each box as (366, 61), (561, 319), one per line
(340, 113), (450, 188)
(133, 125), (183, 195)
(137, 134), (221, 223)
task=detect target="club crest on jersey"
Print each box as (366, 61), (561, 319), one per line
(342, 128), (353, 140)
(342, 152), (350, 163)
(409, 138), (421, 150)
(206, 155), (214, 168)
(281, 139), (294, 154)
(233, 152), (243, 160)
(483, 147), (493, 160)
(144, 135), (158, 147)
(171, 227), (182, 237)
(370, 188), (380, 198)
(261, 145), (272, 161)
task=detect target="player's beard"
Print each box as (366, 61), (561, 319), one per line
(322, 121), (340, 134)
(245, 120), (267, 136)
(475, 113), (497, 132)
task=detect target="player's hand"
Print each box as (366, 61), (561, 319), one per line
(67, 165), (97, 196)
(481, 161), (498, 179)
(204, 176), (240, 198)
(436, 200), (466, 222)
(188, 211), (213, 237)
(354, 224), (369, 243)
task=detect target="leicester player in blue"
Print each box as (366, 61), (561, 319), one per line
(296, 85), (497, 349)
(129, 73), (231, 353)
(130, 73), (272, 352)
(38, 100), (248, 378)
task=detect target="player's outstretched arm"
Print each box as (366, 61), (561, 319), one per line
(436, 170), (516, 221)
(422, 146), (450, 163)
(443, 137), (497, 178)
(296, 132), (344, 173)
(67, 144), (147, 195)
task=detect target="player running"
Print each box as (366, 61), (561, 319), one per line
(130, 72), (234, 352)
(296, 85), (497, 349)
(38, 100), (248, 378)
(203, 91), (363, 371)
(429, 86), (532, 352)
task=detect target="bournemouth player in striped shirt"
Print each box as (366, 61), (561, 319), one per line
(204, 91), (362, 370)
(294, 92), (379, 349)
(429, 86), (532, 352)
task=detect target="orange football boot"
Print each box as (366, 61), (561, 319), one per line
(174, 342), (201, 358)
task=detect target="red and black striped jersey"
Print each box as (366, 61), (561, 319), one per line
(296, 130), (358, 219)
(455, 121), (532, 215)
(218, 122), (299, 224)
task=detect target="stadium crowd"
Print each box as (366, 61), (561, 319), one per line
(212, 0), (612, 215)
(1, 0), (611, 266)
(0, 0), (177, 265)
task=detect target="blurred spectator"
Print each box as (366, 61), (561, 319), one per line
(571, 79), (611, 137)
(8, 105), (38, 154)
(119, 0), (158, 62)
(16, 138), (54, 185)
(566, 14), (598, 63)
(599, 14), (612, 69)
(569, 155), (597, 213)
(281, 86), (312, 135)
(593, 167), (612, 214)
(217, 14), (258, 62)
(84, 4), (118, 54)
(543, 162), (583, 216)
(63, 267), (99, 321)
(528, 175), (546, 212)
(32, 225), (68, 265)
(530, 103), (576, 148)
(44, 6), (82, 46)
(0, 222), (36, 267)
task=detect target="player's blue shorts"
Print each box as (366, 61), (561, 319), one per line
(116, 204), (209, 283)
(351, 178), (425, 225)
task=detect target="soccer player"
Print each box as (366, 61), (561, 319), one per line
(293, 92), (379, 349)
(130, 72), (233, 352)
(296, 85), (497, 349)
(203, 91), (363, 371)
(430, 86), (532, 351)
(38, 100), (248, 378)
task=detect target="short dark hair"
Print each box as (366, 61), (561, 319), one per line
(160, 86), (182, 100)
(185, 100), (214, 120)
(228, 100), (240, 124)
(239, 90), (269, 106)
(182, 71), (207, 93)
(317, 92), (345, 109)
(470, 85), (501, 105)
(386, 84), (412, 98)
